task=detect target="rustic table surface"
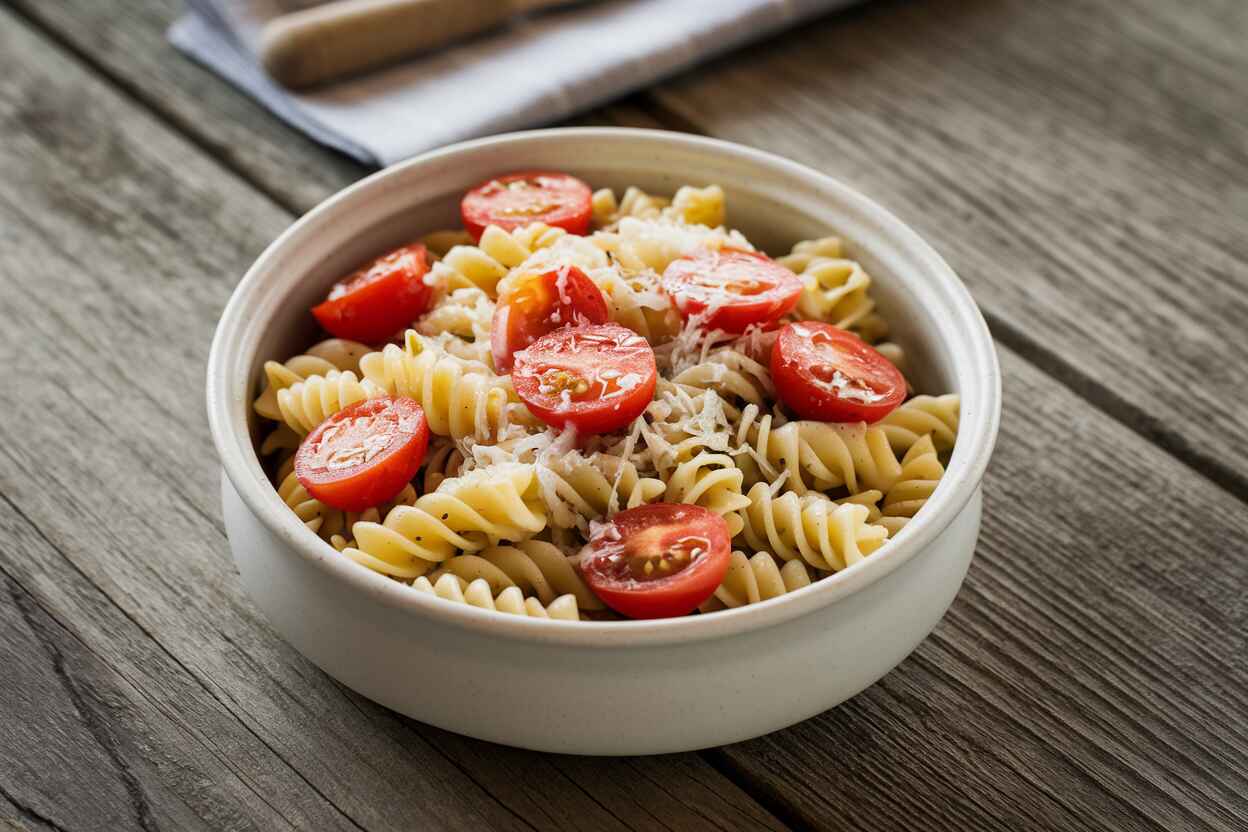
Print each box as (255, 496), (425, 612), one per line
(2, 1), (1245, 830)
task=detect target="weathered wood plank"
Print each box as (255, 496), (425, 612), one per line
(4, 0), (359, 213)
(13, 0), (1248, 502)
(1, 0), (666, 215)
(708, 344), (1248, 831)
(0, 11), (786, 832)
(0, 568), (346, 832)
(640, 0), (1248, 493)
(4, 1), (1247, 830)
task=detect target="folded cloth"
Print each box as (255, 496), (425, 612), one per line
(170, 0), (860, 166)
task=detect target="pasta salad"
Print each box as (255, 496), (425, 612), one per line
(253, 171), (960, 621)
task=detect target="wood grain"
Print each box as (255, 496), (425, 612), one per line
(1, 0), (654, 215)
(1, 0), (1246, 830)
(11, 0), (1248, 503)
(4, 0), (356, 213)
(0, 11), (785, 832)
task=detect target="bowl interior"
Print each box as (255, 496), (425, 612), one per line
(213, 128), (998, 645)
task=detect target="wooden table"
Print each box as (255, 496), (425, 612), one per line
(2, 1), (1245, 829)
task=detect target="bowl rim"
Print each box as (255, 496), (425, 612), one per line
(207, 126), (1001, 648)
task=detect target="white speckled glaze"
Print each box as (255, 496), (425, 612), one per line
(208, 128), (1000, 755)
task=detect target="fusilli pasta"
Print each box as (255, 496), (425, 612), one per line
(880, 434), (946, 535)
(413, 573), (579, 620)
(430, 223), (568, 297)
(734, 418), (903, 495)
(700, 550), (813, 611)
(276, 369), (384, 436)
(254, 338), (372, 421)
(254, 176), (960, 621)
(665, 451), (751, 536)
(343, 463), (547, 579)
(780, 237), (882, 336)
(536, 451), (667, 532)
(427, 540), (603, 611)
(879, 394), (960, 454)
(738, 484), (890, 573)
(359, 333), (529, 441)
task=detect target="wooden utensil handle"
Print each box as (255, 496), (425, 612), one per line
(260, 0), (533, 90)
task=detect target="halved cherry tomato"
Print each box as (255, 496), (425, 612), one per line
(579, 504), (730, 619)
(312, 243), (432, 343)
(660, 247), (803, 333)
(460, 171), (593, 241)
(512, 323), (656, 435)
(294, 396), (429, 512)
(491, 265), (609, 372)
(771, 321), (906, 423)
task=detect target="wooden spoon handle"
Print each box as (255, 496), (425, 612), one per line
(260, 0), (541, 90)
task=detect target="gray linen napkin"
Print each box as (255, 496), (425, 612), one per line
(170, 0), (859, 166)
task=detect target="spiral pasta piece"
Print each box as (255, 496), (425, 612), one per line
(429, 223), (567, 297)
(726, 402), (784, 485)
(343, 463), (547, 579)
(275, 370), (385, 435)
(260, 424), (302, 457)
(274, 454), (418, 549)
(414, 286), (495, 364)
(665, 452), (751, 536)
(880, 434), (946, 535)
(253, 338), (373, 420)
(358, 333), (529, 441)
(325, 485), (419, 552)
(738, 483), (889, 572)
(597, 216), (753, 274)
(879, 394), (960, 454)
(591, 188), (620, 226)
(412, 573), (579, 620)
(427, 539), (603, 610)
(277, 469), (340, 536)
(589, 268), (682, 345)
(633, 381), (740, 476)
(537, 452), (667, 532)
(669, 185), (726, 228)
(701, 550), (814, 611)
(735, 418), (903, 496)
(591, 185), (669, 227)
(592, 185), (725, 230)
(422, 437), (466, 493)
(672, 348), (774, 406)
(836, 489), (885, 523)
(780, 237), (880, 334)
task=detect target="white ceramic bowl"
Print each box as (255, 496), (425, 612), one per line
(207, 128), (1000, 755)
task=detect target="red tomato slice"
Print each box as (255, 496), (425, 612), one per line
(294, 396), (429, 512)
(579, 504), (730, 619)
(312, 243), (433, 343)
(491, 265), (609, 373)
(512, 323), (656, 435)
(460, 171), (593, 240)
(660, 247), (803, 334)
(771, 321), (906, 423)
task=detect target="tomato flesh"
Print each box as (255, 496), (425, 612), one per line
(661, 247), (803, 333)
(460, 171), (593, 241)
(512, 323), (656, 436)
(491, 265), (609, 373)
(312, 243), (432, 343)
(580, 504), (730, 619)
(294, 396), (429, 512)
(771, 321), (906, 423)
